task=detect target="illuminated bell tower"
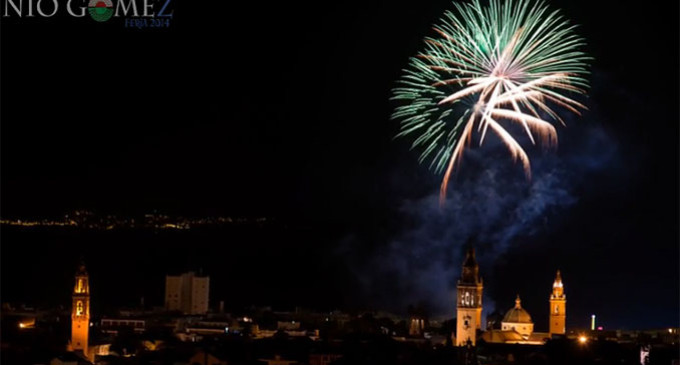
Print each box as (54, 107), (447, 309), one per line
(549, 270), (566, 335)
(456, 247), (483, 346)
(71, 261), (90, 355)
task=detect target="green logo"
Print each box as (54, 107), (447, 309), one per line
(88, 0), (113, 22)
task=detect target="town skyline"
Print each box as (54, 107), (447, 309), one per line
(4, 249), (677, 365)
(2, 0), (678, 363)
(3, 233), (676, 332)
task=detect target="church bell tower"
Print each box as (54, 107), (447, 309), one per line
(456, 247), (483, 346)
(71, 261), (90, 355)
(549, 270), (566, 335)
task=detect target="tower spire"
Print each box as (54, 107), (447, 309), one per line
(515, 294), (522, 309)
(461, 246), (481, 284)
(552, 270), (564, 296)
(77, 257), (87, 275)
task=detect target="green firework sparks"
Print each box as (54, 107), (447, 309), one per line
(391, 0), (590, 202)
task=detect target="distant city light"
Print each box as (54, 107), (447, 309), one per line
(597, 326), (603, 331)
(591, 315), (596, 331)
(0, 213), (273, 230)
(18, 319), (35, 329)
(578, 335), (587, 344)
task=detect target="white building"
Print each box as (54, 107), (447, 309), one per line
(165, 272), (209, 314)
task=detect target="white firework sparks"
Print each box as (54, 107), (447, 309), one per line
(392, 0), (590, 204)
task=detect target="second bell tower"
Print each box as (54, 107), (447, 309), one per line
(549, 270), (566, 335)
(456, 247), (483, 346)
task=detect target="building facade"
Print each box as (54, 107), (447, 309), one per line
(501, 295), (534, 338)
(408, 317), (425, 337)
(481, 295), (547, 345)
(456, 247), (483, 346)
(481, 272), (567, 345)
(454, 248), (567, 346)
(165, 272), (210, 314)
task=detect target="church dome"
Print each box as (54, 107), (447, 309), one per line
(503, 295), (532, 323)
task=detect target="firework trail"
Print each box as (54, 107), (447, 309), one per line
(392, 0), (590, 205)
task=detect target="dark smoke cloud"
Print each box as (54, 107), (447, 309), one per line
(341, 120), (620, 320)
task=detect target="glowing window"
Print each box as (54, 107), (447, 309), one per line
(76, 301), (84, 316)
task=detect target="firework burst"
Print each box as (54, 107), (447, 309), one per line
(392, 0), (590, 204)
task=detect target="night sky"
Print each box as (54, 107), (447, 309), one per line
(1, 0), (678, 331)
